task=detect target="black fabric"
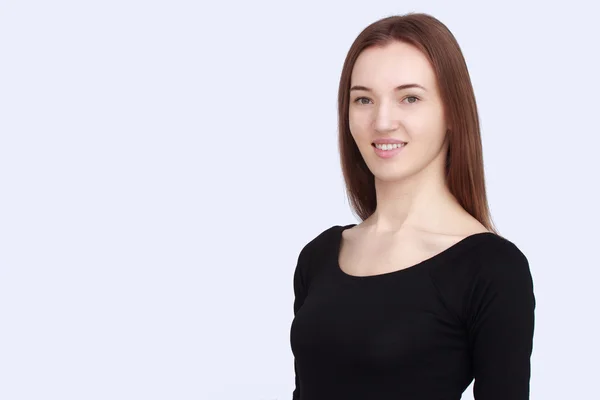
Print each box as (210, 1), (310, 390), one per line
(290, 224), (535, 400)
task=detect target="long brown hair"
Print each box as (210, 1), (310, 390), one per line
(337, 13), (498, 234)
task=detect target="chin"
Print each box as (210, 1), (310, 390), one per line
(370, 168), (410, 183)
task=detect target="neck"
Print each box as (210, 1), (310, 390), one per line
(368, 155), (461, 234)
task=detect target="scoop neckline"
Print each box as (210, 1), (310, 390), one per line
(334, 223), (497, 279)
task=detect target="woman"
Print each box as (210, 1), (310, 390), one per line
(290, 13), (536, 400)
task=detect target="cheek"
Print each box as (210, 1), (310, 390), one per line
(348, 113), (370, 141)
(407, 111), (446, 142)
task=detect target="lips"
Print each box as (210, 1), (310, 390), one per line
(372, 138), (407, 145)
(370, 138), (408, 159)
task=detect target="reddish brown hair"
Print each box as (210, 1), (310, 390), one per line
(338, 12), (498, 234)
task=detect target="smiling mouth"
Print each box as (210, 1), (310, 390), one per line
(372, 142), (407, 150)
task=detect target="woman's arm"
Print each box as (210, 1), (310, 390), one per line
(467, 243), (536, 399)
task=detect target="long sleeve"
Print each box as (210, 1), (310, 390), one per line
(292, 245), (310, 400)
(467, 242), (536, 399)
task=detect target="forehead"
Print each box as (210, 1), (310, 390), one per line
(351, 41), (437, 89)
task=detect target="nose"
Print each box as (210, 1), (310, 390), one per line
(373, 100), (400, 133)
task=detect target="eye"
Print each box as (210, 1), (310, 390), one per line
(402, 96), (420, 104)
(354, 97), (372, 105)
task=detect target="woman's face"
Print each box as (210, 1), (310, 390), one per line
(349, 41), (449, 182)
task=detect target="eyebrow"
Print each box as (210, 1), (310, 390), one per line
(349, 83), (427, 92)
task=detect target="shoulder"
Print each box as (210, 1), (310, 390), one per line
(428, 233), (535, 323)
(463, 234), (536, 317)
(468, 234), (532, 282)
(298, 223), (356, 258)
(435, 231), (530, 275)
(294, 224), (347, 280)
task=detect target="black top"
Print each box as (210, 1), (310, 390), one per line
(290, 224), (536, 400)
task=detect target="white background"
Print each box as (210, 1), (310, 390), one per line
(1, 1), (598, 399)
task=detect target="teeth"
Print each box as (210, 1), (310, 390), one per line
(375, 143), (406, 150)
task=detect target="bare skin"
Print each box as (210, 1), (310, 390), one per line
(339, 215), (489, 277)
(340, 40), (489, 277)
